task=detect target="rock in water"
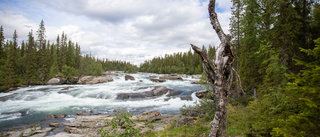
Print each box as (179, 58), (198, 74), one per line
(195, 90), (209, 99)
(125, 75), (135, 81)
(47, 78), (60, 85)
(77, 76), (113, 84)
(159, 74), (183, 80)
(192, 75), (202, 79)
(150, 79), (166, 82)
(116, 86), (173, 99)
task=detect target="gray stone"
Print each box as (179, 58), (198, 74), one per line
(195, 90), (209, 99)
(77, 76), (113, 84)
(49, 123), (61, 127)
(125, 75), (135, 81)
(159, 74), (183, 80)
(47, 78), (60, 85)
(116, 86), (173, 99)
(67, 77), (79, 84)
(150, 79), (166, 82)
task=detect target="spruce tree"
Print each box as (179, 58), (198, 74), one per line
(25, 30), (37, 84)
(37, 20), (48, 82)
(0, 26), (5, 59)
(5, 30), (18, 87)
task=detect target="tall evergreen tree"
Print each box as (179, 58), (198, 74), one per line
(5, 30), (18, 87)
(25, 30), (37, 84)
(0, 26), (5, 59)
(37, 20), (48, 81)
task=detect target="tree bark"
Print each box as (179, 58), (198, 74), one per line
(191, 0), (234, 136)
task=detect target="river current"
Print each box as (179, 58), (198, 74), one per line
(0, 72), (205, 131)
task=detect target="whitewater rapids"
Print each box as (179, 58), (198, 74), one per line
(0, 72), (205, 131)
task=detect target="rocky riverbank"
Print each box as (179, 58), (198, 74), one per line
(1, 110), (200, 137)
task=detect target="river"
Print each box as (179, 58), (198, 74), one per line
(0, 72), (205, 131)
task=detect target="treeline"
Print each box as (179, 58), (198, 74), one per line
(0, 20), (137, 91)
(224, 0), (320, 136)
(139, 45), (216, 74)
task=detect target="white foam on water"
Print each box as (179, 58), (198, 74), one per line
(0, 72), (205, 122)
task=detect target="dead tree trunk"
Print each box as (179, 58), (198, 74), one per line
(190, 0), (234, 136)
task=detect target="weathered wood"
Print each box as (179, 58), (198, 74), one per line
(232, 67), (245, 95)
(191, 0), (234, 136)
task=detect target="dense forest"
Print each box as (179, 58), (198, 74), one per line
(139, 45), (215, 74)
(227, 0), (319, 136)
(0, 20), (137, 91)
(141, 0), (320, 136)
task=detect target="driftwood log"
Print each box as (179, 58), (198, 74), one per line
(190, 0), (234, 136)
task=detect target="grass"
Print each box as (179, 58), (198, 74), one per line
(142, 117), (210, 137)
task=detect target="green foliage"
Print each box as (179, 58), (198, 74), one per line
(140, 45), (215, 75)
(29, 124), (40, 136)
(101, 59), (138, 73)
(226, 104), (246, 136)
(62, 65), (78, 79)
(0, 131), (10, 137)
(154, 116), (210, 137)
(226, 38), (320, 136)
(98, 109), (140, 137)
(179, 95), (215, 122)
(270, 38), (320, 136)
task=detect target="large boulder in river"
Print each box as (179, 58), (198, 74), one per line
(77, 76), (113, 84)
(159, 74), (183, 80)
(47, 78), (61, 85)
(125, 75), (135, 81)
(150, 79), (166, 82)
(116, 86), (173, 99)
(195, 90), (209, 99)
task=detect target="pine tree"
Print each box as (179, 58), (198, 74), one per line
(0, 26), (6, 90)
(37, 20), (48, 82)
(5, 30), (18, 87)
(25, 30), (37, 84)
(49, 43), (59, 78)
(0, 26), (5, 59)
(238, 0), (263, 94)
(271, 37), (320, 136)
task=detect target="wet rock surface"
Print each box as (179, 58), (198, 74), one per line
(150, 78), (166, 82)
(116, 86), (173, 99)
(77, 76), (113, 84)
(125, 75), (135, 81)
(195, 90), (209, 99)
(159, 74), (183, 80)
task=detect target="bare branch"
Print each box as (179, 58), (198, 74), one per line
(232, 67), (245, 95)
(208, 0), (227, 42)
(190, 44), (215, 88)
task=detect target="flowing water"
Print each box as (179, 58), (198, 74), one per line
(0, 72), (205, 131)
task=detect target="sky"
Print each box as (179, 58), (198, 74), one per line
(0, 0), (232, 66)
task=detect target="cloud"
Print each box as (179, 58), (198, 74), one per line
(0, 0), (232, 66)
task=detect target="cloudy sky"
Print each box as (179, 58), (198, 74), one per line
(0, 0), (232, 66)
